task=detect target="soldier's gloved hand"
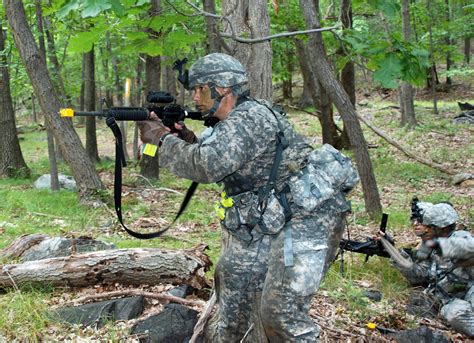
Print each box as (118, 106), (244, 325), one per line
(137, 113), (169, 146)
(174, 121), (197, 143)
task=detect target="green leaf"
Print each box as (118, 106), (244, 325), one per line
(82, 0), (112, 18)
(110, 0), (126, 17)
(68, 28), (104, 53)
(56, 0), (80, 18)
(373, 53), (402, 88)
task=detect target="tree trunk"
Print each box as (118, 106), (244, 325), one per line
(299, 0), (382, 216)
(36, 0), (59, 191)
(4, 0), (104, 198)
(400, 0), (416, 127)
(140, 0), (161, 180)
(221, 0), (272, 101)
(43, 16), (68, 104)
(427, 0), (439, 115)
(202, 0), (222, 53)
(0, 21), (30, 178)
(444, 0), (452, 86)
(83, 47), (100, 163)
(0, 248), (210, 289)
(293, 37), (340, 147)
(338, 0), (354, 149)
(464, 36), (471, 64)
(161, 56), (177, 97)
(133, 57), (144, 160)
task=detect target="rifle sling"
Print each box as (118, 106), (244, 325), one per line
(107, 116), (197, 239)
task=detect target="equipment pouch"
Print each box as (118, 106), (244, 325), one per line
(259, 191), (286, 235)
(222, 191), (286, 236)
(288, 163), (335, 212)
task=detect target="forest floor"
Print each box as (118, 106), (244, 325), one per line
(0, 83), (473, 342)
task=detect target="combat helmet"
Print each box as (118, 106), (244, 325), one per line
(188, 53), (248, 92)
(422, 203), (459, 228)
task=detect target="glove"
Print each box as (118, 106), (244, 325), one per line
(137, 114), (169, 146)
(174, 121), (197, 143)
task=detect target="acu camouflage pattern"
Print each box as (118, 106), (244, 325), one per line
(393, 230), (474, 337)
(158, 97), (356, 341)
(188, 53), (248, 89)
(416, 202), (459, 228)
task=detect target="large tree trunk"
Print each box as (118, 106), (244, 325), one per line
(0, 21), (30, 178)
(36, 0), (60, 191)
(140, 0), (161, 179)
(400, 0), (416, 127)
(83, 47), (100, 163)
(4, 0), (104, 198)
(338, 0), (354, 148)
(221, 0), (272, 101)
(293, 37), (340, 147)
(202, 0), (222, 53)
(0, 248), (210, 289)
(300, 0), (382, 216)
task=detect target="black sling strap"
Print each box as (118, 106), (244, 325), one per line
(106, 114), (198, 239)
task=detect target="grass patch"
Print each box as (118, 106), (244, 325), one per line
(0, 285), (54, 341)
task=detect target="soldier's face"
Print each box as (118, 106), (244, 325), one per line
(192, 84), (214, 114)
(413, 223), (435, 241)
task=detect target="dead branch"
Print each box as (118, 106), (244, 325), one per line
(68, 289), (205, 308)
(180, 0), (340, 44)
(190, 291), (216, 343)
(356, 114), (459, 176)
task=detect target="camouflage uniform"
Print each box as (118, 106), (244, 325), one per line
(392, 202), (474, 337)
(158, 53), (358, 342)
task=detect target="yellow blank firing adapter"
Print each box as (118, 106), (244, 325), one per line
(59, 108), (75, 117)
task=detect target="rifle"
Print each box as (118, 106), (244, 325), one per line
(59, 91), (216, 240)
(339, 213), (393, 263)
(59, 91), (219, 130)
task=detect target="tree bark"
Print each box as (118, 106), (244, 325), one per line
(202, 0), (222, 53)
(221, 0), (272, 101)
(0, 21), (30, 178)
(444, 0), (452, 86)
(36, 0), (60, 191)
(43, 16), (68, 104)
(83, 47), (100, 163)
(400, 0), (416, 127)
(293, 37), (340, 147)
(0, 248), (211, 289)
(140, 0), (161, 179)
(299, 0), (382, 216)
(4, 0), (104, 198)
(427, 0), (439, 115)
(464, 36), (471, 64)
(338, 0), (354, 148)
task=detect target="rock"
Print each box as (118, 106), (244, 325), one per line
(460, 179), (474, 188)
(131, 303), (199, 343)
(363, 289), (382, 302)
(394, 325), (450, 343)
(54, 296), (144, 328)
(167, 284), (195, 299)
(358, 99), (369, 106)
(21, 237), (116, 262)
(451, 173), (473, 186)
(34, 173), (76, 191)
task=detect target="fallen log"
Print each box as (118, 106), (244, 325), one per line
(0, 247), (211, 289)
